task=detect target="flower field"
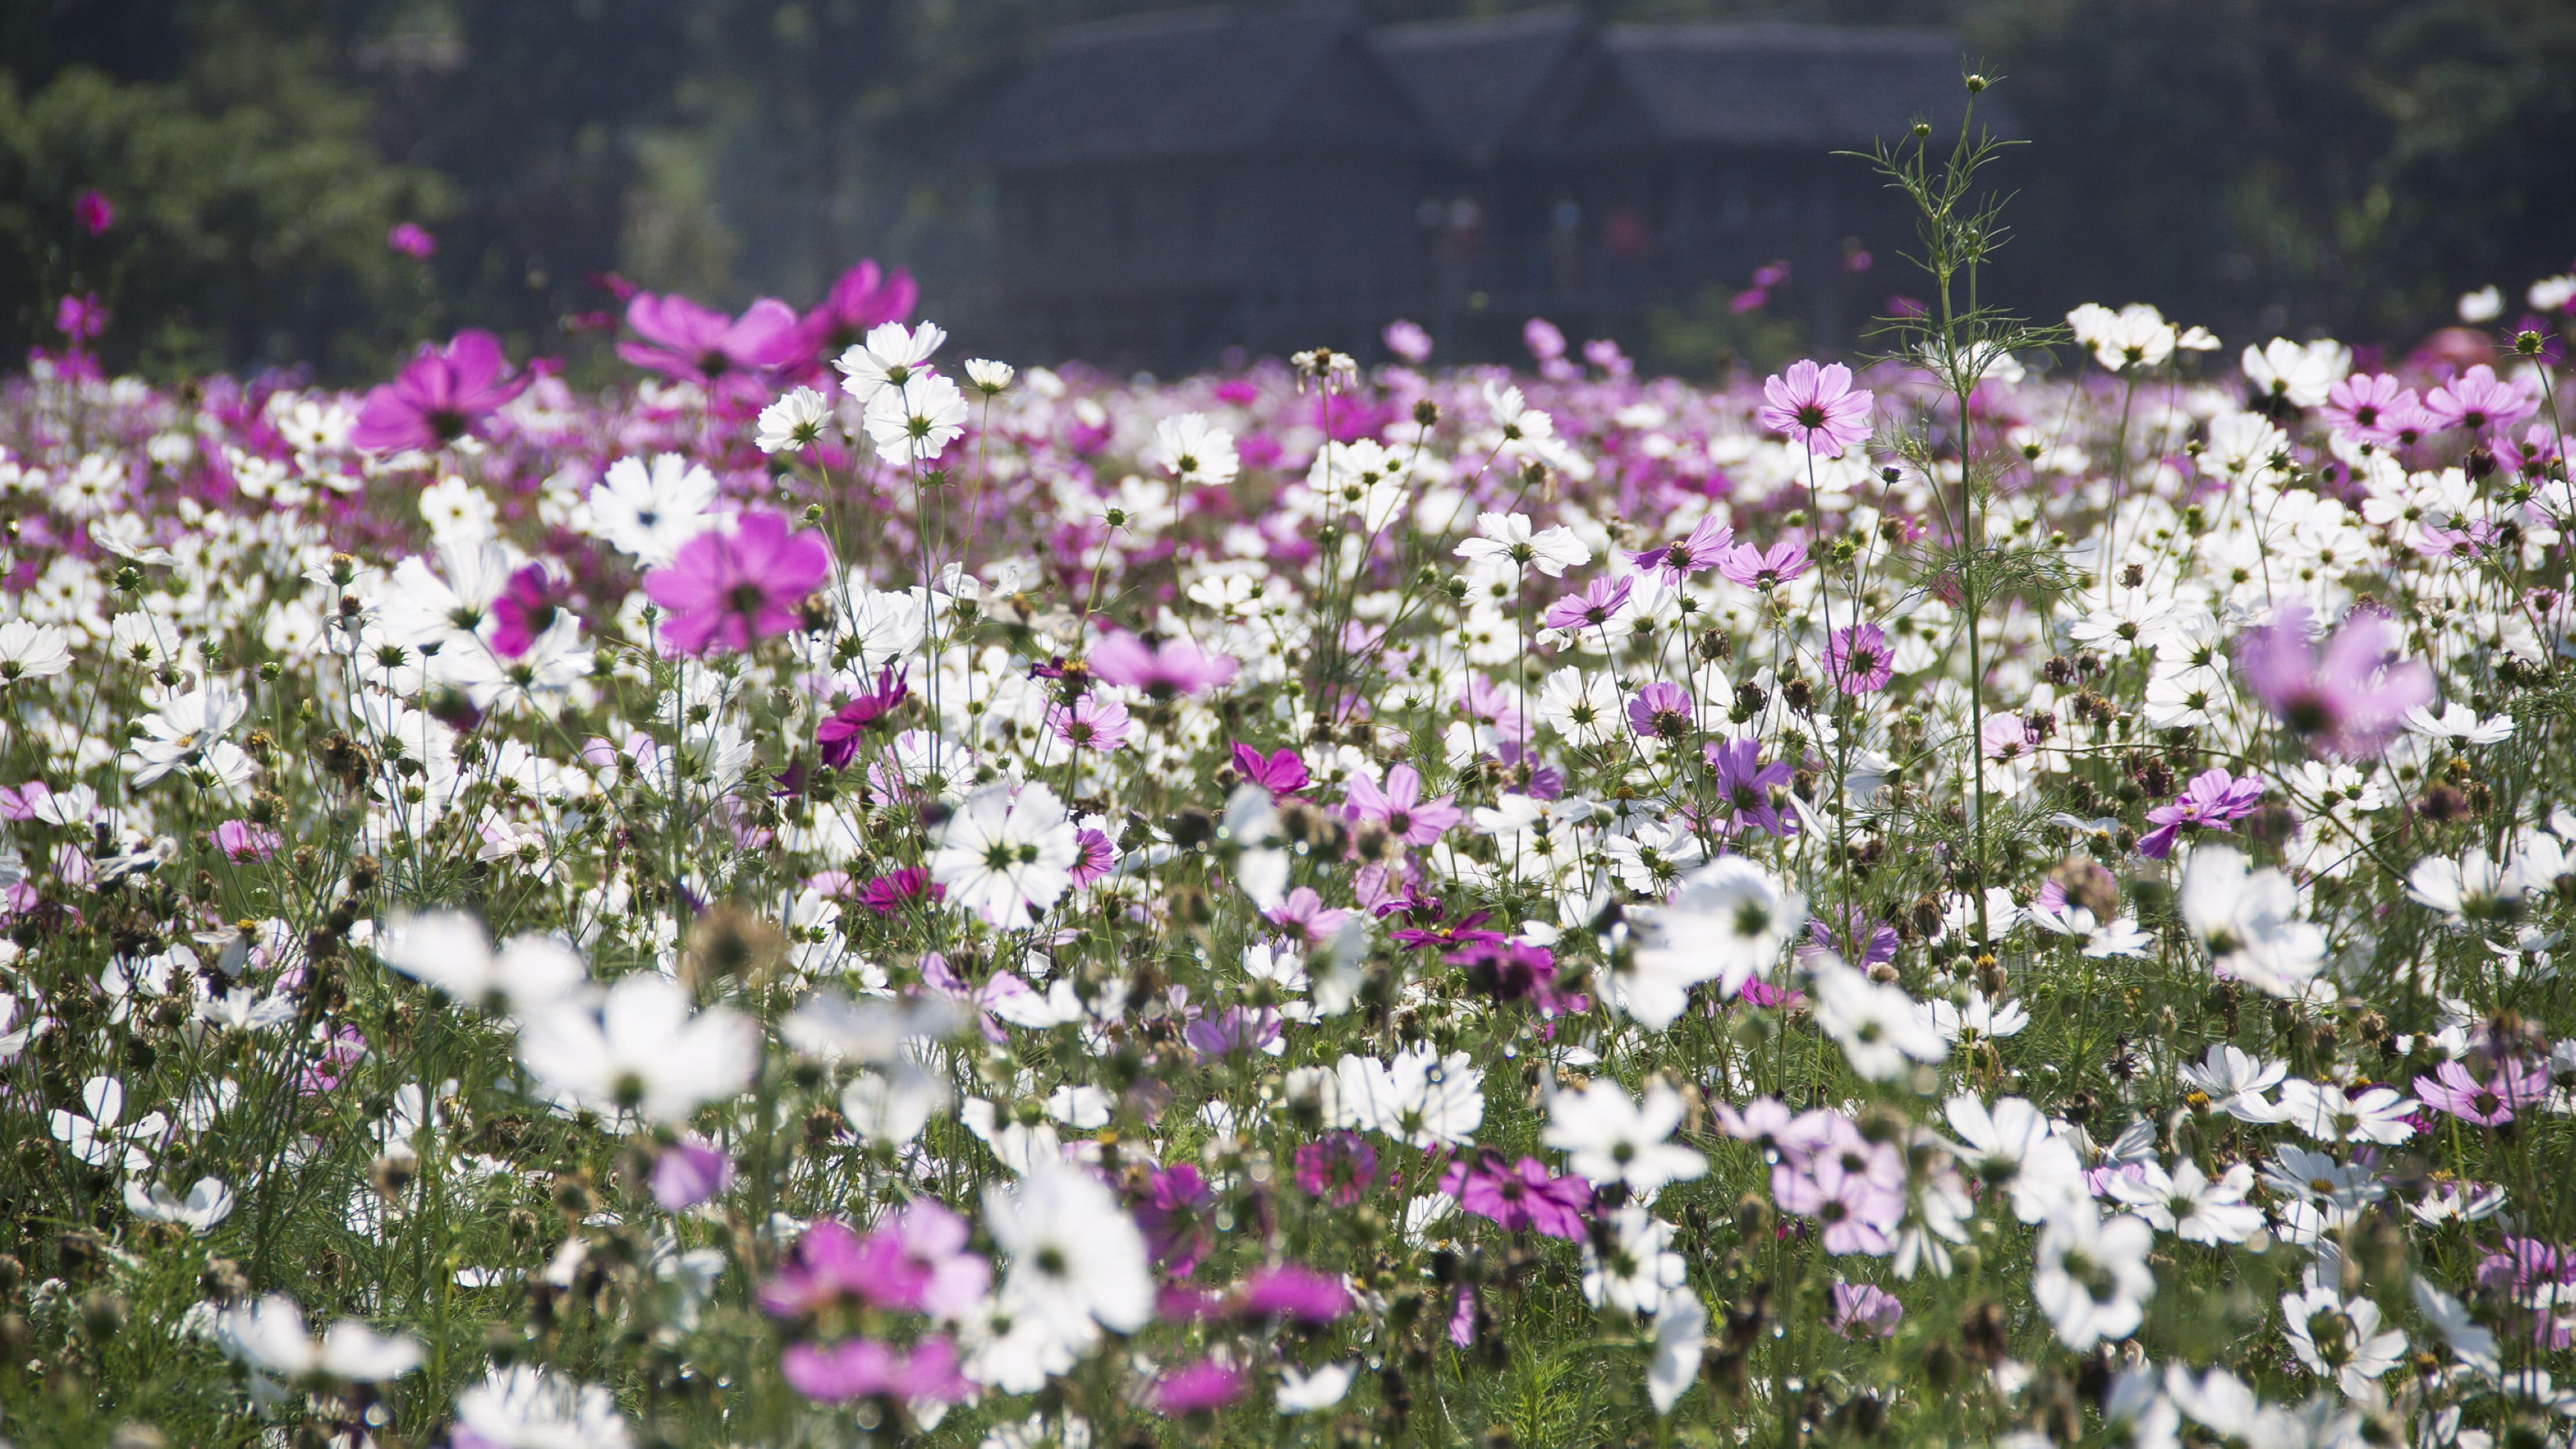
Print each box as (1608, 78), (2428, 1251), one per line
(3, 138), (2576, 1449)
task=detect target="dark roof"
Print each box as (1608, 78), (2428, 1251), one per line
(1600, 23), (2001, 150)
(979, 1), (1430, 166)
(1371, 8), (1590, 160)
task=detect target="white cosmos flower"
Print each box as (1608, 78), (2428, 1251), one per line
(378, 911), (588, 1014)
(125, 1175), (233, 1232)
(1150, 413), (1240, 486)
(453, 1364), (633, 1449)
(2178, 1042), (2288, 1122)
(863, 371), (971, 460)
(50, 1075), (166, 1173)
(584, 453), (718, 568)
(2282, 1281), (2408, 1397)
(1332, 1045), (1485, 1148)
(1454, 511), (1591, 583)
(1582, 1207), (1688, 1316)
(217, 1295), (423, 1383)
(2029, 1198), (2155, 1349)
(835, 320), (947, 405)
(963, 358), (1015, 394)
(1646, 1287), (1706, 1415)
(2274, 1078), (2416, 1146)
(517, 974), (757, 1126)
(1545, 1079), (1705, 1195)
(0, 619), (72, 680)
(1616, 857), (1804, 1030)
(126, 680), (250, 787)
(2178, 845), (2324, 998)
(2106, 1160), (2262, 1244)
(1944, 1095), (2088, 1224)
(753, 386), (833, 453)
(932, 780), (1080, 929)
(1277, 1361), (1356, 1414)
(1810, 955), (1947, 1080)
(984, 1160), (1154, 1352)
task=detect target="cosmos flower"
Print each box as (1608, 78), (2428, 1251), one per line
(2235, 603), (2432, 759)
(1758, 360), (1874, 455)
(642, 510), (833, 655)
(352, 331), (531, 453)
(619, 292), (803, 386)
(1087, 631), (1238, 696)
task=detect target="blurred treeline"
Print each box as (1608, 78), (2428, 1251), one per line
(4, 0), (2573, 380)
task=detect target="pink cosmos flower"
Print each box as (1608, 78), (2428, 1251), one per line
(2321, 373), (2422, 446)
(1540, 575), (1633, 631)
(1230, 742), (1310, 802)
(619, 292), (804, 388)
(1439, 1150), (1592, 1239)
(1704, 739), (1798, 839)
(1448, 938), (1582, 1015)
(352, 330), (532, 453)
(210, 820), (280, 862)
(386, 222), (437, 260)
(2235, 602), (2433, 759)
(2138, 767), (2263, 859)
(816, 667), (910, 769)
(2424, 364), (2542, 434)
(1087, 631), (1238, 697)
(1293, 1132), (1377, 1205)
(1343, 763), (1462, 849)
(1266, 887), (1351, 947)
(1770, 1137), (1904, 1256)
(1383, 317), (1434, 363)
(1132, 1162), (1215, 1275)
(1069, 828), (1117, 888)
(794, 259), (919, 370)
(1980, 713), (2040, 761)
(642, 510), (833, 655)
(1716, 539), (1811, 590)
(1829, 1281), (1905, 1339)
(1047, 694), (1131, 753)
(2415, 1059), (2550, 1127)
(1236, 1265), (1350, 1325)
(72, 189), (113, 236)
(1147, 1358), (1246, 1415)
(487, 562), (569, 659)
(1758, 360), (1875, 455)
(857, 867), (941, 915)
(1629, 515), (1734, 582)
(650, 1140), (731, 1210)
(782, 1336), (972, 1405)
(1627, 680), (1696, 741)
(1824, 622), (1893, 694)
(55, 294), (106, 343)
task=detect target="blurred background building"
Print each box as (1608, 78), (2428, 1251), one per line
(977, 6), (1990, 370)
(3, 0), (2573, 380)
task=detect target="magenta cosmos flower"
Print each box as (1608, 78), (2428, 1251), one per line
(1717, 539), (1811, 590)
(1705, 739), (1797, 838)
(1087, 631), (1238, 697)
(816, 667), (910, 769)
(72, 189), (114, 236)
(1627, 680), (1697, 741)
(1148, 1358), (1247, 1416)
(1343, 763), (1462, 848)
(2424, 364), (2541, 435)
(1230, 741), (1310, 802)
(794, 260), (920, 370)
(1293, 1132), (1378, 1205)
(2235, 602), (2432, 759)
(782, 1335), (971, 1405)
(352, 330), (531, 453)
(2415, 1059), (2549, 1126)
(2137, 767), (2263, 859)
(1541, 575), (1633, 631)
(2321, 373), (2423, 447)
(619, 292), (803, 387)
(1629, 515), (1734, 582)
(386, 222), (436, 260)
(1758, 360), (1875, 455)
(643, 510), (833, 655)
(1824, 622), (1893, 694)
(1438, 1150), (1592, 1239)
(1236, 1264), (1350, 1325)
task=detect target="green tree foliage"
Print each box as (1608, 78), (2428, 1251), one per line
(0, 3), (442, 378)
